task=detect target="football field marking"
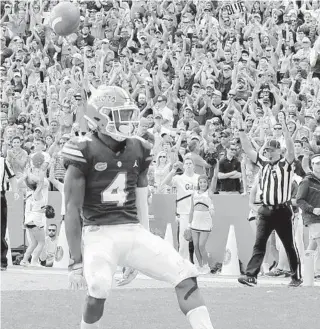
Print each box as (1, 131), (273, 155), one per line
(2, 266), (319, 291)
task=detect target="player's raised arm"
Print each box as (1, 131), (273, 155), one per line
(64, 165), (85, 267)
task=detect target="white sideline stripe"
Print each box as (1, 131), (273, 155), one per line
(7, 267), (320, 287)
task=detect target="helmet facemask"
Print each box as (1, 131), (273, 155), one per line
(98, 106), (140, 141)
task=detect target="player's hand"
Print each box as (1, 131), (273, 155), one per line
(116, 267), (138, 287)
(68, 263), (87, 290)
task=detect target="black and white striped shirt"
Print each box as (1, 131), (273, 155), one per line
(0, 157), (15, 193)
(256, 155), (294, 206)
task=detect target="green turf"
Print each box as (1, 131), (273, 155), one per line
(2, 288), (320, 329)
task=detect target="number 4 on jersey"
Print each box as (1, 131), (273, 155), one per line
(101, 172), (128, 206)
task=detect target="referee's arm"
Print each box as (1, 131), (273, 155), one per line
(280, 118), (295, 164)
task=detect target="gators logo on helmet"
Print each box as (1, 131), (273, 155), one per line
(84, 85), (140, 141)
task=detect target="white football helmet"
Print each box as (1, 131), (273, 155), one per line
(84, 85), (140, 141)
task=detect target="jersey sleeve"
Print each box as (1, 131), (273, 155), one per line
(61, 137), (89, 174)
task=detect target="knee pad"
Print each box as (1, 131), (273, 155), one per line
(87, 275), (112, 299)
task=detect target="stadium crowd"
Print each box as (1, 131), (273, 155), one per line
(1, 0), (320, 273)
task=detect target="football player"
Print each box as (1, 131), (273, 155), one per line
(62, 86), (215, 329)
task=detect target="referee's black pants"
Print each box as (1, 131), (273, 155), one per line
(246, 204), (301, 280)
(1, 193), (8, 268)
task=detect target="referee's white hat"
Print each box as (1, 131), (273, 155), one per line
(265, 140), (281, 150)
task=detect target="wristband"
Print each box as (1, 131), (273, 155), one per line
(239, 129), (245, 132)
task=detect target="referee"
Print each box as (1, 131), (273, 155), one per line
(237, 115), (302, 287)
(1, 156), (19, 271)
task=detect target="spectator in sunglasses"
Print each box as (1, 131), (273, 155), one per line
(39, 224), (58, 267)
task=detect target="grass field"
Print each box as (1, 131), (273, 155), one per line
(1, 267), (320, 329)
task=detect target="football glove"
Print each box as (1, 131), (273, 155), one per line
(116, 267), (138, 286)
(68, 262), (87, 290)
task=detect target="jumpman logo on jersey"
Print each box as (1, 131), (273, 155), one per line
(133, 160), (138, 168)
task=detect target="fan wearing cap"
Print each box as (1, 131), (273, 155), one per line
(70, 53), (84, 69)
(154, 95), (174, 128)
(149, 113), (171, 136)
(296, 154), (320, 279)
(270, 122), (286, 148)
(309, 126), (320, 154)
(198, 86), (224, 124)
(234, 76), (252, 105)
(177, 107), (199, 132)
(24, 122), (43, 143)
(304, 112), (316, 129)
(73, 93), (88, 134)
(214, 64), (233, 100)
(190, 83), (202, 101)
(238, 115), (302, 287)
(0, 33), (13, 63)
(310, 35), (320, 79)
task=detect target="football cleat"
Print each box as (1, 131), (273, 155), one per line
(85, 85), (140, 141)
(238, 275), (257, 287)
